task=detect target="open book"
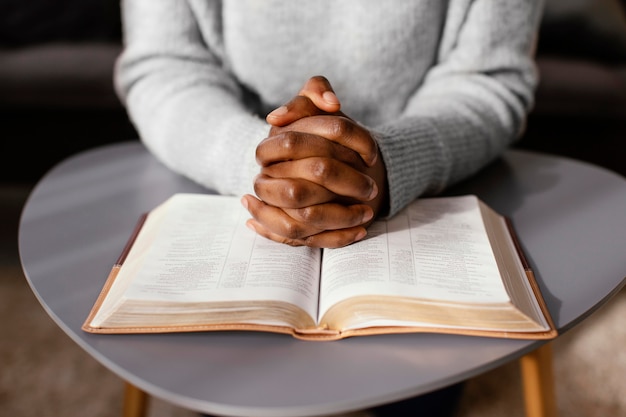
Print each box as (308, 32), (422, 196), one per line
(82, 193), (557, 341)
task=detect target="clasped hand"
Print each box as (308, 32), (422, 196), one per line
(241, 76), (388, 248)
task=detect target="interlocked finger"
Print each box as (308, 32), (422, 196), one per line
(253, 175), (337, 209)
(243, 194), (325, 241)
(282, 202), (373, 230)
(247, 217), (368, 249)
(261, 158), (378, 202)
(257, 131), (364, 169)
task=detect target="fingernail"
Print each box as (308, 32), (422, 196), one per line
(267, 105), (288, 118)
(355, 229), (367, 241)
(363, 208), (374, 223)
(240, 196), (249, 209)
(368, 181), (378, 201)
(322, 91), (339, 105)
(367, 152), (378, 167)
(246, 220), (257, 232)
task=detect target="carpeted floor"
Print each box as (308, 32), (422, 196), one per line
(1, 183), (624, 417)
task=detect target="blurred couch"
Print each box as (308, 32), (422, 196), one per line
(0, 0), (135, 183)
(1, 0), (625, 183)
(518, 0), (626, 176)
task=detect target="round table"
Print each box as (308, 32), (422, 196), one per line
(19, 142), (626, 417)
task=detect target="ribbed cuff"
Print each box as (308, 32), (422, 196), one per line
(373, 118), (451, 217)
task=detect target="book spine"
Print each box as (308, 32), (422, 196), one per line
(115, 213), (149, 266)
(505, 217), (530, 271)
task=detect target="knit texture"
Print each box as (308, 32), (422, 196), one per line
(116, 0), (544, 215)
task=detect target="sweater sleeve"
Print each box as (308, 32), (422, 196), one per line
(374, 0), (545, 216)
(114, 0), (268, 197)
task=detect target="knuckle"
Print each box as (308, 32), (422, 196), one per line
(281, 218), (304, 239)
(294, 206), (318, 224)
(282, 182), (308, 205)
(252, 176), (262, 195)
(309, 158), (336, 182)
(327, 117), (351, 139)
(278, 132), (300, 152)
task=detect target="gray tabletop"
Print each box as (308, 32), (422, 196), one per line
(19, 142), (626, 417)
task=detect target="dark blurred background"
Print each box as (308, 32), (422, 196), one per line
(1, 0), (625, 184)
(0, 0), (135, 183)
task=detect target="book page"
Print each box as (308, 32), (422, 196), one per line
(111, 194), (321, 319)
(318, 196), (510, 320)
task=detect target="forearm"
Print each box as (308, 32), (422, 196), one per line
(375, 0), (544, 216)
(115, 0), (269, 196)
(122, 79), (268, 196)
(375, 80), (530, 216)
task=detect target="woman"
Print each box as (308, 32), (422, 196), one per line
(115, 0), (544, 251)
(115, 2), (545, 414)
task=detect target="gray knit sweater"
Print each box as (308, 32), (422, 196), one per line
(115, 0), (544, 216)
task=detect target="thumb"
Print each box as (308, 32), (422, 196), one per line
(298, 75), (341, 113)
